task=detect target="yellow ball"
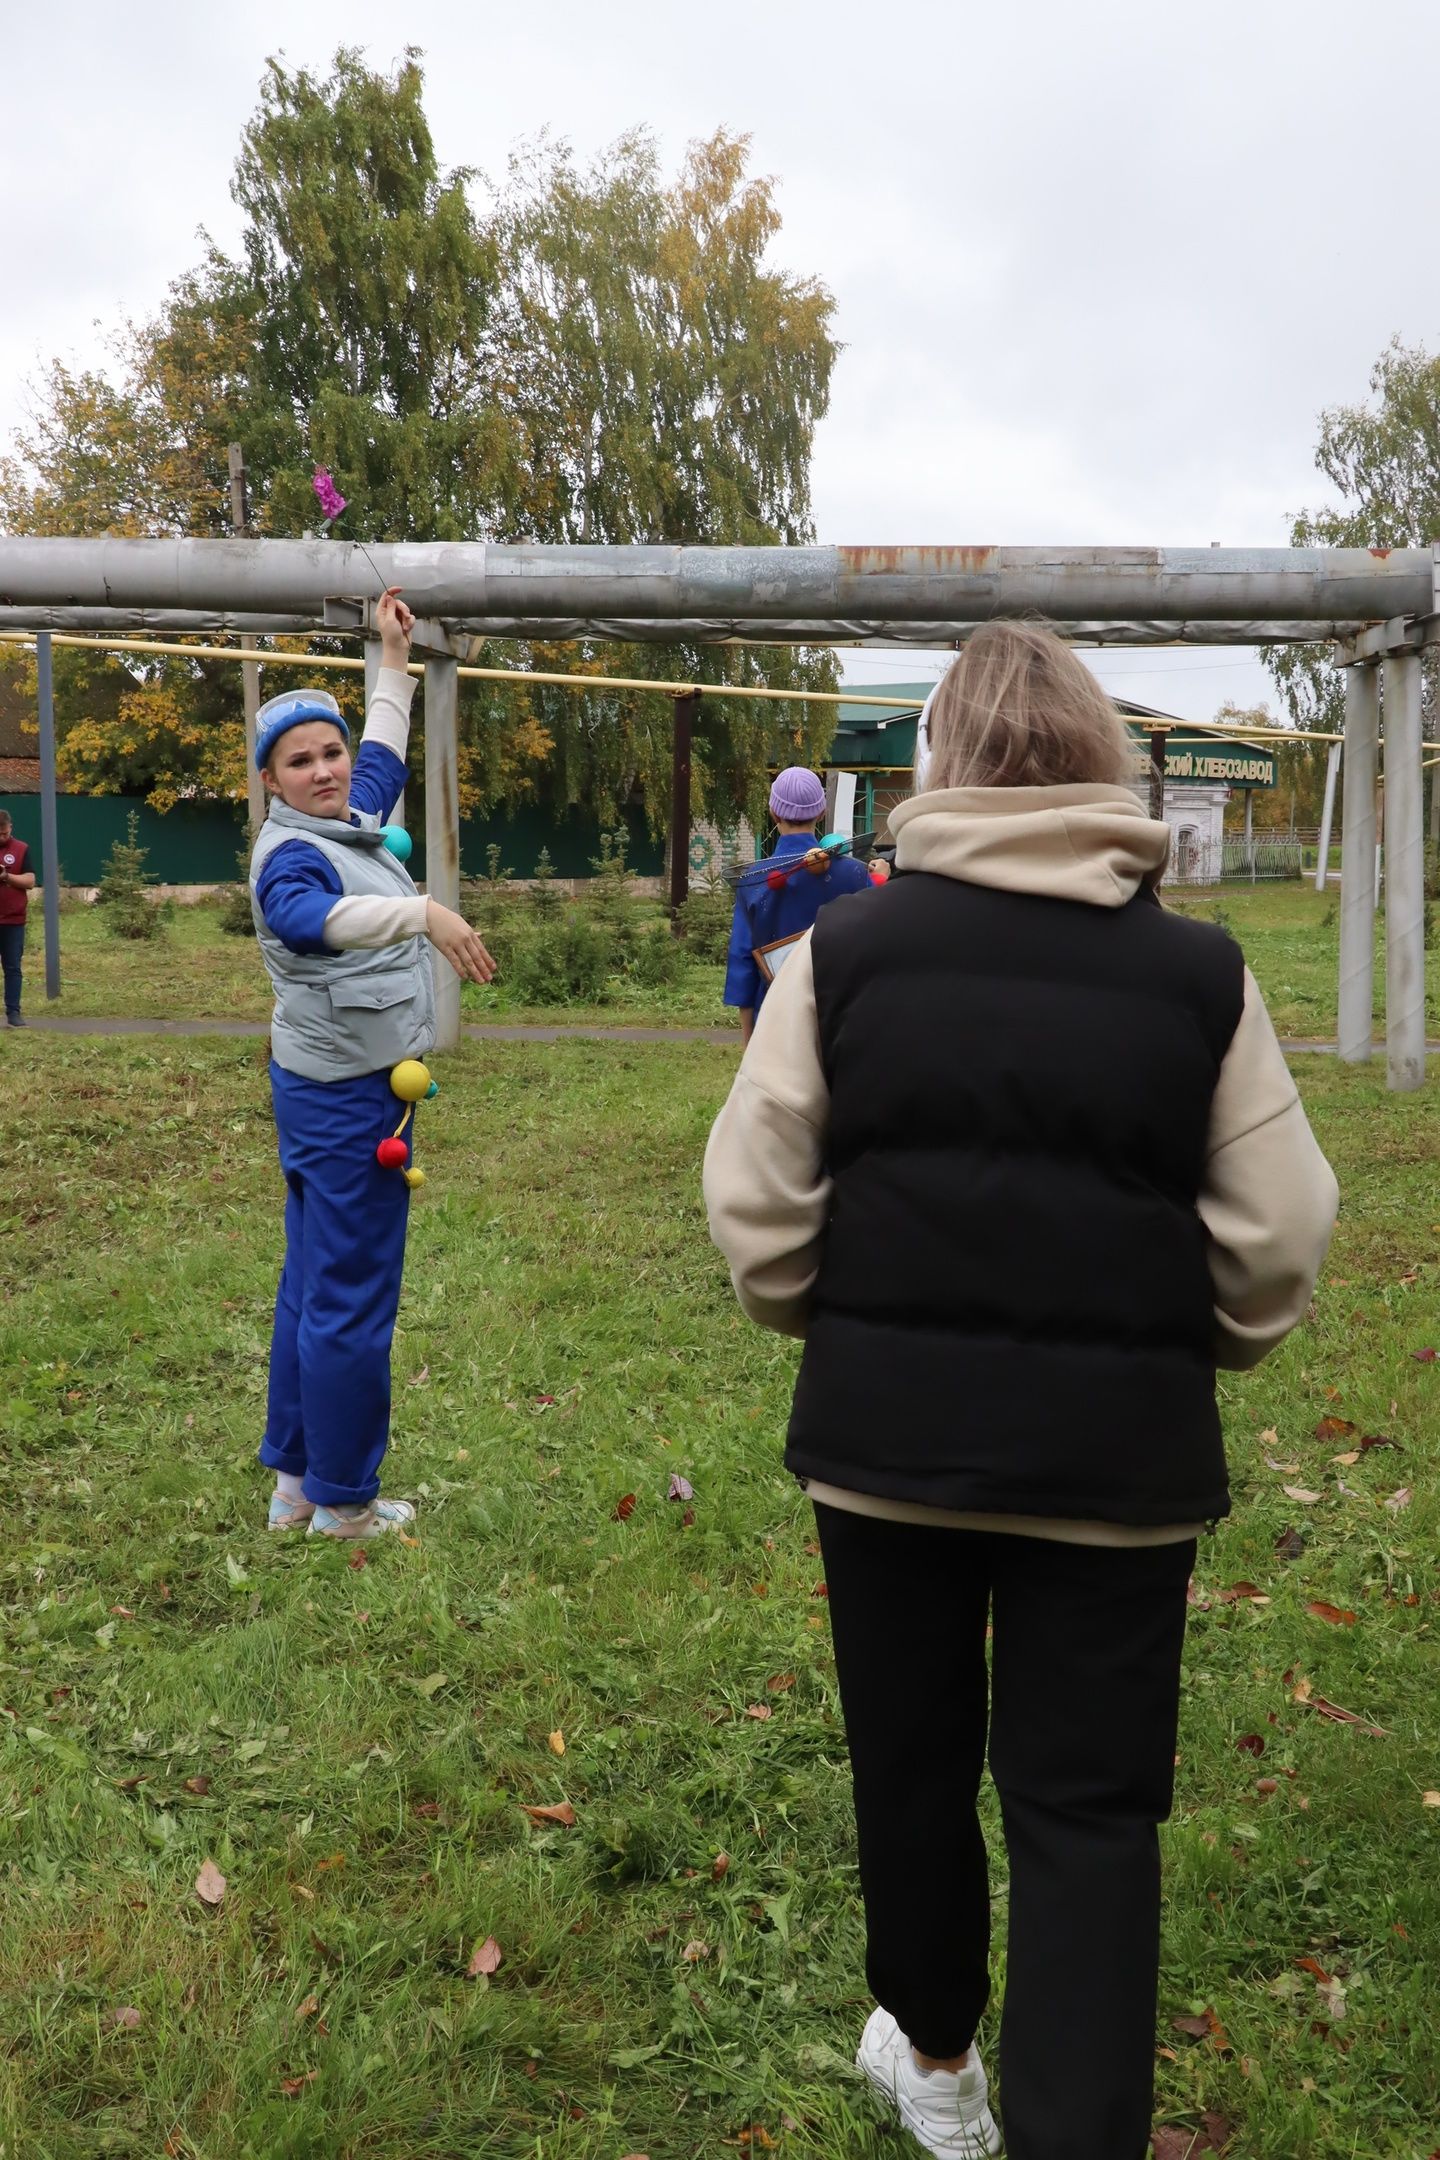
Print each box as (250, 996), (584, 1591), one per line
(390, 1059), (432, 1103)
(403, 1166), (427, 1191)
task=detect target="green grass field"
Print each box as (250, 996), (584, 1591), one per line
(27, 879), (1440, 1038)
(2, 1029), (1437, 2159)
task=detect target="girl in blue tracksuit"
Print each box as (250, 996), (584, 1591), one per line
(250, 590), (495, 1540)
(724, 767), (873, 1047)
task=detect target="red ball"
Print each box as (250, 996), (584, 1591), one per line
(869, 860), (892, 885)
(375, 1137), (409, 1170)
(766, 867), (788, 891)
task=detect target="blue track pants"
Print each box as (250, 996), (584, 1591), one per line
(258, 1063), (414, 1506)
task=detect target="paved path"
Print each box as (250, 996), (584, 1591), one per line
(17, 1015), (737, 1045)
(12, 1016), (1440, 1054)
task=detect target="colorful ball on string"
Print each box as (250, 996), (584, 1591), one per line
(403, 1166), (426, 1191)
(425, 1081), (439, 1099)
(766, 868), (788, 891)
(379, 824), (412, 862)
(390, 1059), (432, 1102)
(869, 859), (892, 886)
(376, 1136), (409, 1170)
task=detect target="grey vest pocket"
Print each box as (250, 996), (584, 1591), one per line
(330, 972), (416, 1013)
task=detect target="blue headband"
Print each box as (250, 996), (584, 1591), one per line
(254, 688), (350, 771)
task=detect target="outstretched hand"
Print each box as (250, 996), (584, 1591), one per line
(426, 900), (497, 985)
(377, 587), (415, 668)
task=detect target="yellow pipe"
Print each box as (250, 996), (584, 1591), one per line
(0, 628), (1349, 743)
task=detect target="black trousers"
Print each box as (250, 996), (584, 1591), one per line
(0, 923), (23, 1019)
(814, 1501), (1195, 2160)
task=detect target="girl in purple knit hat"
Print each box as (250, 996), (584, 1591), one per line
(723, 767), (872, 1048)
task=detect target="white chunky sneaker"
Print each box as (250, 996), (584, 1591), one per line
(856, 2007), (1003, 2157)
(308, 1497), (417, 1540)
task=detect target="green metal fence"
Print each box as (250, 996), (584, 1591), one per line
(5, 796), (663, 887)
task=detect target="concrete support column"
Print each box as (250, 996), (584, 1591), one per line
(36, 631), (61, 999)
(1314, 739), (1342, 892)
(1382, 649), (1426, 1090)
(1337, 664), (1378, 1063)
(423, 653), (461, 1051)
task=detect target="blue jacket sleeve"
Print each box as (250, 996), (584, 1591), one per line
(254, 840), (344, 955)
(723, 887), (762, 1009)
(346, 742), (408, 823)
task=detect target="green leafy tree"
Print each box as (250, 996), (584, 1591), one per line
(1265, 338), (1440, 743)
(0, 56), (842, 828)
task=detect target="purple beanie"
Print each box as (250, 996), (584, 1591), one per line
(769, 766), (826, 822)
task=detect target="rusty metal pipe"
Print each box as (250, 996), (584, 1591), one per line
(0, 538), (1430, 625)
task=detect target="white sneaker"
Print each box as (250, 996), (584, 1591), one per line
(308, 1497), (417, 1540)
(856, 2007), (1002, 2157)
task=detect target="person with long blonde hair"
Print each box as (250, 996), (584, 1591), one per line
(705, 623), (1337, 2160)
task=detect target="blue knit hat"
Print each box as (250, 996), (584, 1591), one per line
(769, 766), (826, 822)
(254, 688), (350, 771)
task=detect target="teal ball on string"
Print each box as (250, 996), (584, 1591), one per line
(379, 825), (412, 862)
(425, 1081), (439, 1100)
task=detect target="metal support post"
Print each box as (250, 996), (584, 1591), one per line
(1337, 664), (1378, 1062)
(35, 631), (61, 999)
(1382, 649), (1426, 1090)
(228, 446), (267, 835)
(1314, 740), (1342, 891)
(669, 691), (699, 933)
(1244, 788), (1255, 879)
(423, 653), (461, 1052)
(1148, 728), (1166, 823)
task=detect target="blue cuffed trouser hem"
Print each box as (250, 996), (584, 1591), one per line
(259, 1062), (414, 1508)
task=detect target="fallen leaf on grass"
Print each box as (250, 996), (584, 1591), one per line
(104, 2006), (142, 2030)
(548, 1730), (566, 1756)
(681, 1508), (695, 1528)
(467, 1936), (503, 1978)
(1384, 1487), (1413, 1513)
(314, 1853), (345, 1873)
(183, 1776), (211, 1796)
(1421, 1792), (1440, 1807)
(681, 1940), (711, 1962)
(397, 1531), (420, 1547)
(744, 1703), (773, 1721)
(1273, 1526), (1306, 1560)
(712, 1852), (731, 1881)
(194, 1860), (227, 1907)
(765, 1672), (796, 1694)
(347, 1549), (367, 1572)
(1360, 1432), (1402, 1450)
(1264, 1454), (1301, 1475)
(521, 1801), (577, 1827)
(412, 1800), (442, 1819)
(1235, 1734), (1265, 1757)
(1331, 1450), (1360, 1466)
(1217, 1582), (1269, 1605)
(1314, 1416), (1355, 1441)
(407, 1365), (429, 1387)
(1152, 2116), (1233, 2159)
(811, 1581), (829, 1599)
(1301, 1693), (1390, 1738)
(415, 1672), (447, 1698)
(1306, 1601), (1358, 1626)
(109, 1604), (135, 1619)
(1410, 1347), (1437, 1363)
(279, 2072), (319, 2099)
(612, 1494), (637, 1522)
(1170, 2008), (1230, 2051)
(667, 1474), (694, 1502)
(295, 1994), (320, 2021)
(1283, 1485), (1322, 1506)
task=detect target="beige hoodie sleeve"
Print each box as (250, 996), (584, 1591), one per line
(703, 936), (832, 1337)
(1200, 968), (1339, 1369)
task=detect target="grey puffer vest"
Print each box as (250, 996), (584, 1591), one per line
(250, 801), (436, 1082)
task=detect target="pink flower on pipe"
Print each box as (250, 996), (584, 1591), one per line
(312, 468), (348, 522)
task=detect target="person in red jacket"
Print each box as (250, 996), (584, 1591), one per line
(0, 809), (37, 1027)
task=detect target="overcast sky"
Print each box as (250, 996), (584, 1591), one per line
(6, 0), (1439, 722)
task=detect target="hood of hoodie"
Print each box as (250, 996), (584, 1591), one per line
(889, 783), (1170, 909)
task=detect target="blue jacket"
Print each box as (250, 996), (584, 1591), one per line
(723, 833), (872, 1013)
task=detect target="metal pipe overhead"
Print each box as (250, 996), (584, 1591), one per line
(0, 608), (1391, 647)
(0, 538), (1431, 625)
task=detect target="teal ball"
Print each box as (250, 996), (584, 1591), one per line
(425, 1081), (439, 1099)
(379, 824), (412, 862)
